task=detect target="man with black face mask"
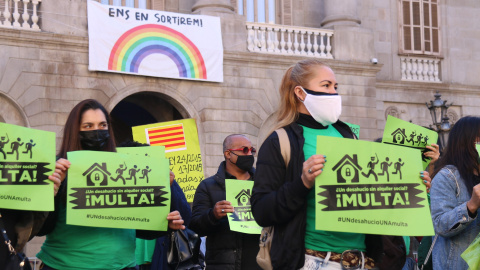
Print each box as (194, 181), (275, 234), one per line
(190, 134), (261, 270)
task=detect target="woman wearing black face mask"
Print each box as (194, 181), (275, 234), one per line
(35, 99), (185, 270)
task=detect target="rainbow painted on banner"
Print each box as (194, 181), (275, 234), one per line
(108, 24), (207, 79)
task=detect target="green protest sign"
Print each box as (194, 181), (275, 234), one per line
(461, 232), (480, 270)
(315, 136), (434, 236)
(225, 179), (262, 234)
(117, 145), (165, 160)
(344, 122), (360, 138)
(382, 115), (438, 170)
(0, 122), (55, 211)
(66, 151), (170, 230)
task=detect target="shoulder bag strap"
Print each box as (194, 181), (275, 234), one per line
(0, 212), (16, 255)
(275, 128), (291, 168)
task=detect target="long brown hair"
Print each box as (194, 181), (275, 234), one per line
(58, 99), (116, 158)
(273, 59), (329, 131)
(432, 116), (480, 194)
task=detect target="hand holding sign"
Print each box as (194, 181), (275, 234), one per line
(213, 200), (234, 219)
(48, 158), (71, 196)
(167, 210), (185, 230)
(424, 144), (440, 162)
(467, 184), (480, 214)
(302, 154), (326, 189)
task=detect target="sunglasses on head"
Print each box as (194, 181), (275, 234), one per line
(228, 147), (257, 155)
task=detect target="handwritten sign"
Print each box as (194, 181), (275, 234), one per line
(132, 119), (204, 202)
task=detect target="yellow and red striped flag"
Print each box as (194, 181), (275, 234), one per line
(146, 124), (186, 152)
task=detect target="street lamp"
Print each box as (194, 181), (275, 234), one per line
(425, 91), (452, 150)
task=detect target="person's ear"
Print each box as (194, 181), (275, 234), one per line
(294, 86), (306, 102)
(224, 150), (231, 160)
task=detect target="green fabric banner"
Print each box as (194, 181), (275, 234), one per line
(315, 136), (434, 236)
(225, 179), (262, 234)
(66, 150), (170, 230)
(382, 115), (438, 170)
(0, 122), (55, 211)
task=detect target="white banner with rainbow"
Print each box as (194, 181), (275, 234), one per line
(87, 0), (223, 82)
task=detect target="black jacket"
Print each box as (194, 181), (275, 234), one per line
(251, 117), (383, 270)
(190, 162), (261, 270)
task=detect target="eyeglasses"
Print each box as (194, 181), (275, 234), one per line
(228, 147), (256, 155)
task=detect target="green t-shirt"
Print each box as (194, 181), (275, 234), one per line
(135, 238), (156, 265)
(302, 124), (366, 253)
(37, 202), (136, 270)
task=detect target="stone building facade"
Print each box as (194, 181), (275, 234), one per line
(0, 0), (479, 258)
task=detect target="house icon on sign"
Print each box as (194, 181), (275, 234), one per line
(391, 128), (407, 144)
(235, 189), (251, 206)
(332, 154), (363, 183)
(83, 162), (111, 186)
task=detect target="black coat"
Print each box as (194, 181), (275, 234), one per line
(251, 117), (383, 270)
(189, 162), (261, 270)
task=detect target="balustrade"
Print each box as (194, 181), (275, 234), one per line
(0, 0), (41, 31)
(400, 56), (441, 82)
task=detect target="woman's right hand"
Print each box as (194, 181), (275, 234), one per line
(301, 154), (326, 189)
(467, 184), (480, 214)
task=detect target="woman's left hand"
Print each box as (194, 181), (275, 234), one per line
(420, 171), (431, 193)
(48, 158), (70, 196)
(167, 210), (185, 230)
(424, 144), (440, 164)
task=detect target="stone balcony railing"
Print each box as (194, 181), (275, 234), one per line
(400, 56), (441, 82)
(246, 22), (334, 59)
(0, 0), (41, 31)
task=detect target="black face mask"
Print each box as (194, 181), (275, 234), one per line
(79, 130), (110, 151)
(230, 152), (255, 172)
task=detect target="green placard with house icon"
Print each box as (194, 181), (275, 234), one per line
(315, 136), (434, 236)
(0, 122), (55, 211)
(381, 115), (438, 170)
(225, 179), (262, 234)
(66, 151), (170, 230)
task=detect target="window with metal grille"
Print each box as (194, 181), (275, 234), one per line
(100, 0), (148, 9)
(399, 0), (440, 55)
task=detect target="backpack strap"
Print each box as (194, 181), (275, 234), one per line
(275, 128), (291, 168)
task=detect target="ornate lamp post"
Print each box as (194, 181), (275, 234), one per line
(425, 91), (452, 150)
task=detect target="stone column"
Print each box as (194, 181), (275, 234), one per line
(192, 0), (235, 14)
(192, 0), (247, 52)
(321, 0), (360, 28)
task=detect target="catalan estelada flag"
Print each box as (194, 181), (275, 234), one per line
(146, 124), (186, 152)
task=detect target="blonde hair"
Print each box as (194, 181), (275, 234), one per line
(273, 59), (329, 131)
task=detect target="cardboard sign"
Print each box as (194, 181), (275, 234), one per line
(0, 123), (55, 211)
(132, 119), (203, 202)
(66, 151), (170, 230)
(382, 115), (439, 170)
(315, 136), (434, 236)
(225, 179), (262, 234)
